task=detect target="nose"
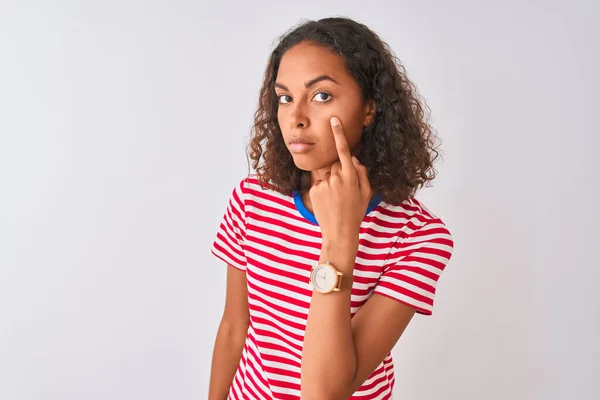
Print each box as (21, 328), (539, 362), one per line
(289, 102), (309, 129)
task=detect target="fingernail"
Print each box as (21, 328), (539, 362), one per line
(330, 117), (340, 127)
(352, 156), (359, 164)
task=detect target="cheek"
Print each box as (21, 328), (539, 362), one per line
(343, 104), (367, 138)
(327, 102), (364, 138)
(323, 115), (363, 150)
(277, 110), (291, 139)
(313, 119), (363, 162)
(344, 120), (364, 148)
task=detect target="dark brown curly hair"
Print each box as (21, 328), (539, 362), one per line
(247, 17), (441, 204)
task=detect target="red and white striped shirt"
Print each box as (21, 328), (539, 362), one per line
(211, 176), (454, 399)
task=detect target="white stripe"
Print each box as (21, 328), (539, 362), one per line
(211, 243), (245, 270)
(248, 295), (307, 326)
(379, 274), (435, 300)
(398, 269), (438, 288)
(244, 343), (272, 399)
(251, 320), (305, 350)
(374, 285), (432, 312)
(251, 309), (306, 340)
(252, 332), (303, 359)
(246, 269), (311, 306)
(248, 242), (381, 291)
(391, 260), (441, 276)
(247, 282), (309, 317)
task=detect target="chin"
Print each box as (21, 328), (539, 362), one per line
(291, 155), (329, 172)
(291, 159), (315, 172)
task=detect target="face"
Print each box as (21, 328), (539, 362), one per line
(275, 41), (375, 174)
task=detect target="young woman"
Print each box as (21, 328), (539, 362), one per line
(209, 17), (454, 400)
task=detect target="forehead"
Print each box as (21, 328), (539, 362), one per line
(276, 42), (351, 84)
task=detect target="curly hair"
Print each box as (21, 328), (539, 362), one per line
(247, 16), (441, 204)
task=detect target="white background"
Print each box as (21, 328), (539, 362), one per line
(1, 1), (598, 399)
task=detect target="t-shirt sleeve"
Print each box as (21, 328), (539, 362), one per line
(211, 178), (248, 271)
(373, 218), (454, 315)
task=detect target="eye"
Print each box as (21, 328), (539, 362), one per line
(313, 92), (332, 102)
(278, 95), (292, 104)
(277, 92), (332, 104)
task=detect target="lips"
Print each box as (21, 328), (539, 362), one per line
(289, 137), (316, 154)
(290, 137), (315, 145)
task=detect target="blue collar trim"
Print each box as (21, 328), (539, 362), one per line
(292, 190), (383, 225)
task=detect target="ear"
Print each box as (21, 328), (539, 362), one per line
(363, 99), (376, 127)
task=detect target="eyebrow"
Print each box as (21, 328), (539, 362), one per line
(275, 75), (339, 91)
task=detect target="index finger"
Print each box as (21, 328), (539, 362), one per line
(330, 117), (353, 173)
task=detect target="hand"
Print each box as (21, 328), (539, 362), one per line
(309, 117), (373, 245)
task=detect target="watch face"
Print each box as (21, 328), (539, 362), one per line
(312, 264), (337, 293)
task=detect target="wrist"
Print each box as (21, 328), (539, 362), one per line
(319, 239), (359, 273)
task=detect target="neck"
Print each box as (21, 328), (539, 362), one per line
(310, 166), (332, 185)
(309, 143), (363, 185)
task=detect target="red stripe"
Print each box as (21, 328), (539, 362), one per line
(247, 286), (308, 321)
(222, 212), (245, 243)
(212, 241), (244, 268)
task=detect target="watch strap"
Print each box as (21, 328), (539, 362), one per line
(336, 272), (354, 291)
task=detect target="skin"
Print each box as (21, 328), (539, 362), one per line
(208, 266), (248, 400)
(276, 41), (417, 399)
(275, 41), (375, 213)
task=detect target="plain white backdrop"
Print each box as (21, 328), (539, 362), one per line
(1, 1), (598, 399)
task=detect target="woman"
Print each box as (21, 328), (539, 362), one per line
(209, 16), (454, 400)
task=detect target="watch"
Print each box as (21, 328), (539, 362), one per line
(309, 261), (354, 294)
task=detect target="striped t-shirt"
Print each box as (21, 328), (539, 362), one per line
(211, 176), (454, 399)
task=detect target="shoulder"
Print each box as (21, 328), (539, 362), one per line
(378, 197), (453, 244)
(228, 174), (259, 199)
(234, 174), (293, 204)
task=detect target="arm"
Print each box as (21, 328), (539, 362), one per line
(301, 117), (417, 398)
(208, 265), (250, 400)
(301, 240), (416, 399)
